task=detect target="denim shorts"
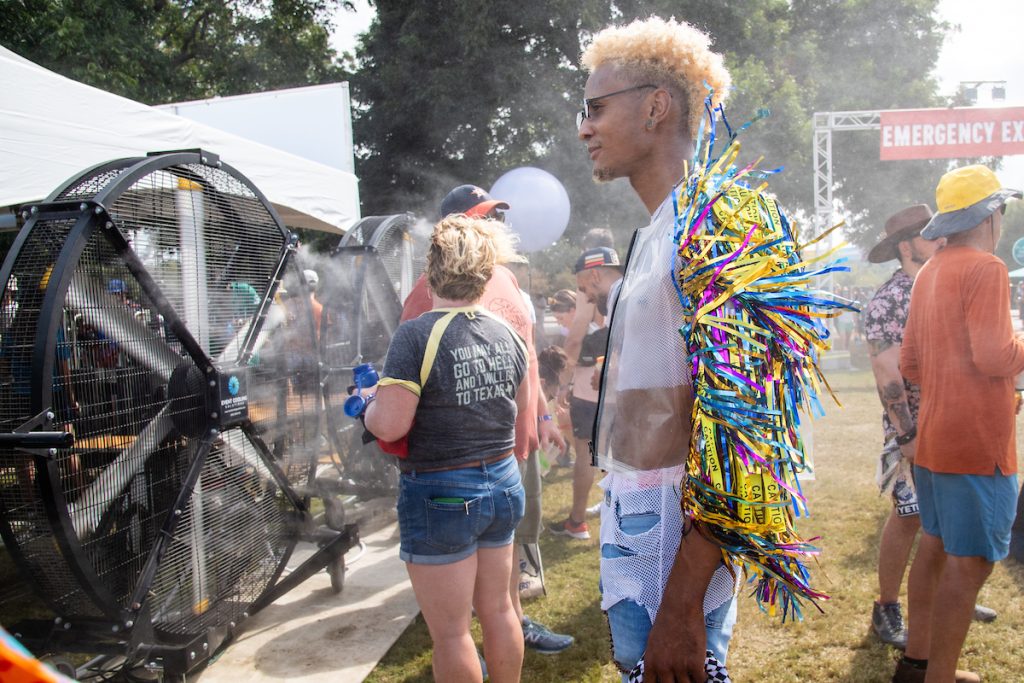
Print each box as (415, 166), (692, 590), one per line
(914, 464), (1019, 562)
(601, 510), (737, 674)
(397, 454), (525, 565)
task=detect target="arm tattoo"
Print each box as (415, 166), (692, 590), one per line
(867, 339), (893, 357)
(880, 380), (914, 433)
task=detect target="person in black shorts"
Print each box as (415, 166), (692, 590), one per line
(549, 247), (620, 541)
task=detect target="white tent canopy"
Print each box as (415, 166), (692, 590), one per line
(0, 46), (360, 234)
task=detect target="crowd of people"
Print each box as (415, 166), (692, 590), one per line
(348, 15), (1023, 683)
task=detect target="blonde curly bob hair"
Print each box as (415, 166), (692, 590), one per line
(427, 214), (520, 303)
(581, 16), (731, 139)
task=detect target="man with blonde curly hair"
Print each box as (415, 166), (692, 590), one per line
(577, 17), (737, 682)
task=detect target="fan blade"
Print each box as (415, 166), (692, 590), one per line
(219, 429), (265, 472)
(67, 272), (183, 382)
(215, 299), (286, 365)
(68, 404), (174, 539)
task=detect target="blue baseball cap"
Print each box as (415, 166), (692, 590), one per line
(440, 184), (509, 218)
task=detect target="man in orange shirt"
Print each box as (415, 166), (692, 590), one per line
(895, 165), (1024, 683)
(303, 269), (323, 337)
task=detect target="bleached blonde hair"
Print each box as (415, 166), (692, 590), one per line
(581, 16), (731, 139)
(427, 214), (519, 302)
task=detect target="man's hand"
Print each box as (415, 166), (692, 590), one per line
(347, 383), (378, 397)
(642, 597), (707, 682)
(869, 342), (916, 449)
(898, 437), (916, 464)
(641, 518), (722, 682)
(538, 416), (566, 452)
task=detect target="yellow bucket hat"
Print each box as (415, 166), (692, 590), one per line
(921, 165), (1021, 239)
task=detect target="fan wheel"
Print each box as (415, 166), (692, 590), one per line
(328, 554), (345, 594)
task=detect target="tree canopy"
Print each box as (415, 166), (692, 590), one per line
(3, 0), (957, 257)
(352, 0), (952, 254)
(0, 0), (349, 104)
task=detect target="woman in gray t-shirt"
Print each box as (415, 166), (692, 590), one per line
(364, 214), (530, 682)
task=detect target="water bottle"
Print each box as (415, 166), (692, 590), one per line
(344, 362), (380, 417)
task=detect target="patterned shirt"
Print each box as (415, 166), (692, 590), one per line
(863, 269), (918, 440)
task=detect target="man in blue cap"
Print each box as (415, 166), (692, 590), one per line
(548, 246), (621, 541)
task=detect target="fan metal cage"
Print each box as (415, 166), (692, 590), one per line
(318, 215), (423, 496)
(0, 150), (356, 675)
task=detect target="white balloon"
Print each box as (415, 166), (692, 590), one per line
(490, 167), (570, 252)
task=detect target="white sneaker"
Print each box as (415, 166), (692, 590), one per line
(585, 502), (602, 516)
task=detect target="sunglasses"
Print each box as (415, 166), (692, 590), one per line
(576, 84), (657, 128)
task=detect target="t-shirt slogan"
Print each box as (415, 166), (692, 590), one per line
(451, 339), (519, 405)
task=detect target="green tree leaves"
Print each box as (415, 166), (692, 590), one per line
(0, 0), (348, 104)
(3, 0), (954, 259)
(352, 0), (951, 257)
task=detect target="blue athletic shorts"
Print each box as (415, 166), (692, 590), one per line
(397, 454), (524, 565)
(914, 464), (1019, 562)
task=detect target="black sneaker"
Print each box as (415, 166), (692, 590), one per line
(872, 601), (907, 650)
(891, 657), (925, 683)
(892, 658), (980, 683)
(522, 616), (574, 654)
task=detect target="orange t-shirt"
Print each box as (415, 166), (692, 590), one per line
(310, 294), (323, 336)
(901, 245), (1024, 475)
(401, 268), (541, 457)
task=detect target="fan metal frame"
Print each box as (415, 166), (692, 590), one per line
(0, 150), (358, 676)
(318, 214), (424, 497)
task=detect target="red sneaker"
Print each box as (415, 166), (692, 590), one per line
(548, 517), (590, 540)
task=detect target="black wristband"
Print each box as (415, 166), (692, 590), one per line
(895, 427), (917, 446)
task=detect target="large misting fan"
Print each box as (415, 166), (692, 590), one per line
(0, 150), (357, 677)
(318, 213), (422, 496)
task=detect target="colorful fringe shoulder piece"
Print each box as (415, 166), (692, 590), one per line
(673, 98), (855, 620)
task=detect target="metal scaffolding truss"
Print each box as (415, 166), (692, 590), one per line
(812, 110), (882, 235)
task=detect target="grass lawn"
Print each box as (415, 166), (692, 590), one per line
(365, 369), (1024, 682)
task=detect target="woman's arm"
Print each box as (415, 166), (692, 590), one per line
(364, 384), (419, 442)
(535, 383), (566, 451)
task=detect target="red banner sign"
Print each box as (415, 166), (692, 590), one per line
(879, 107), (1024, 160)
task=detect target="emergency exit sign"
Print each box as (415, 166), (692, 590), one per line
(880, 107), (1024, 160)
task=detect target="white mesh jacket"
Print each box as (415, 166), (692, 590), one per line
(596, 193), (737, 622)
